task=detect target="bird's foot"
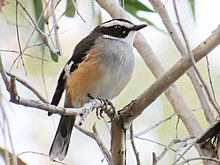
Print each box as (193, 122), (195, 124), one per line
(95, 98), (116, 122)
(78, 98), (116, 125)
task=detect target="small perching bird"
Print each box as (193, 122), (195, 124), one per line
(49, 19), (147, 161)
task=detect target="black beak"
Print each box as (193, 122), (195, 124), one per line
(131, 24), (148, 31)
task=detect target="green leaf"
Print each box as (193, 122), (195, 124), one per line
(50, 50), (59, 62)
(125, 0), (154, 13)
(32, 0), (45, 31)
(189, 0), (195, 19)
(65, 0), (75, 17)
(125, 0), (156, 26)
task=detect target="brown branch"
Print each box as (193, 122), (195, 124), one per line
(152, 152), (157, 165)
(6, 72), (48, 103)
(95, 0), (211, 163)
(173, 0), (220, 117)
(94, 4), (209, 157)
(0, 54), (81, 116)
(0, 55), (9, 88)
(111, 114), (126, 165)
(96, 0), (203, 140)
(1, 56), (112, 163)
(120, 24), (220, 125)
(149, 0), (215, 123)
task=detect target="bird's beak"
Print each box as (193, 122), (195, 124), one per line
(131, 24), (148, 31)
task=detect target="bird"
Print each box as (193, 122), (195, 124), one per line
(48, 18), (147, 161)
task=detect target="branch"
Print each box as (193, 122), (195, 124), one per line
(96, 0), (203, 139)
(16, 0), (59, 54)
(177, 157), (220, 165)
(111, 114), (126, 165)
(134, 112), (178, 137)
(149, 0), (215, 123)
(95, 0), (215, 163)
(130, 124), (140, 165)
(120, 24), (220, 125)
(92, 125), (112, 164)
(74, 125), (112, 164)
(0, 54), (89, 117)
(6, 72), (48, 103)
(51, 0), (61, 55)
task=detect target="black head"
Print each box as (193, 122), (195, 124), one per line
(93, 19), (147, 39)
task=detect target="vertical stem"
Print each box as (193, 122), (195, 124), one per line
(111, 115), (126, 165)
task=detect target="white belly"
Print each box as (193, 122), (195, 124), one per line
(88, 37), (135, 99)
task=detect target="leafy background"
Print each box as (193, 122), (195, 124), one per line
(1, 0), (220, 165)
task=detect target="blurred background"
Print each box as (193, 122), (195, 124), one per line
(0, 0), (220, 164)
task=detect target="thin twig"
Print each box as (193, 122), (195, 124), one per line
(206, 56), (217, 104)
(177, 156), (220, 165)
(134, 112), (178, 137)
(175, 116), (180, 139)
(148, 0), (215, 124)
(92, 125), (112, 164)
(171, 140), (196, 165)
(173, 0), (220, 115)
(17, 151), (66, 165)
(75, 125), (112, 164)
(51, 0), (61, 55)
(152, 152), (157, 165)
(41, 48), (49, 100)
(6, 72), (48, 103)
(16, 0), (59, 54)
(0, 86), (17, 165)
(157, 139), (181, 162)
(72, 0), (86, 22)
(130, 124), (141, 165)
(135, 136), (188, 163)
(15, 0), (27, 75)
(0, 49), (48, 61)
(174, 136), (196, 163)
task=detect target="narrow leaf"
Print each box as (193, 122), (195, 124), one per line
(32, 0), (45, 31)
(125, 0), (154, 13)
(50, 50), (59, 62)
(65, 0), (75, 17)
(189, 0), (195, 19)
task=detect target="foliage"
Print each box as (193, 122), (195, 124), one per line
(29, 0), (195, 62)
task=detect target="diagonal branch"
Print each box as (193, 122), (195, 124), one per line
(149, 0), (215, 123)
(6, 72), (48, 103)
(96, 0), (203, 139)
(120, 24), (220, 124)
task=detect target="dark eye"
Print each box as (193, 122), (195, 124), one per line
(114, 25), (122, 30)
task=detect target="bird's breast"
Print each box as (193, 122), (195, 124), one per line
(88, 37), (135, 99)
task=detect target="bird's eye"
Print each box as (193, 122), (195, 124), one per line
(114, 25), (122, 30)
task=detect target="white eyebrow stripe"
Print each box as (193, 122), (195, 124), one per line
(101, 20), (134, 28)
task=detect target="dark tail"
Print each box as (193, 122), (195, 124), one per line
(49, 115), (76, 161)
